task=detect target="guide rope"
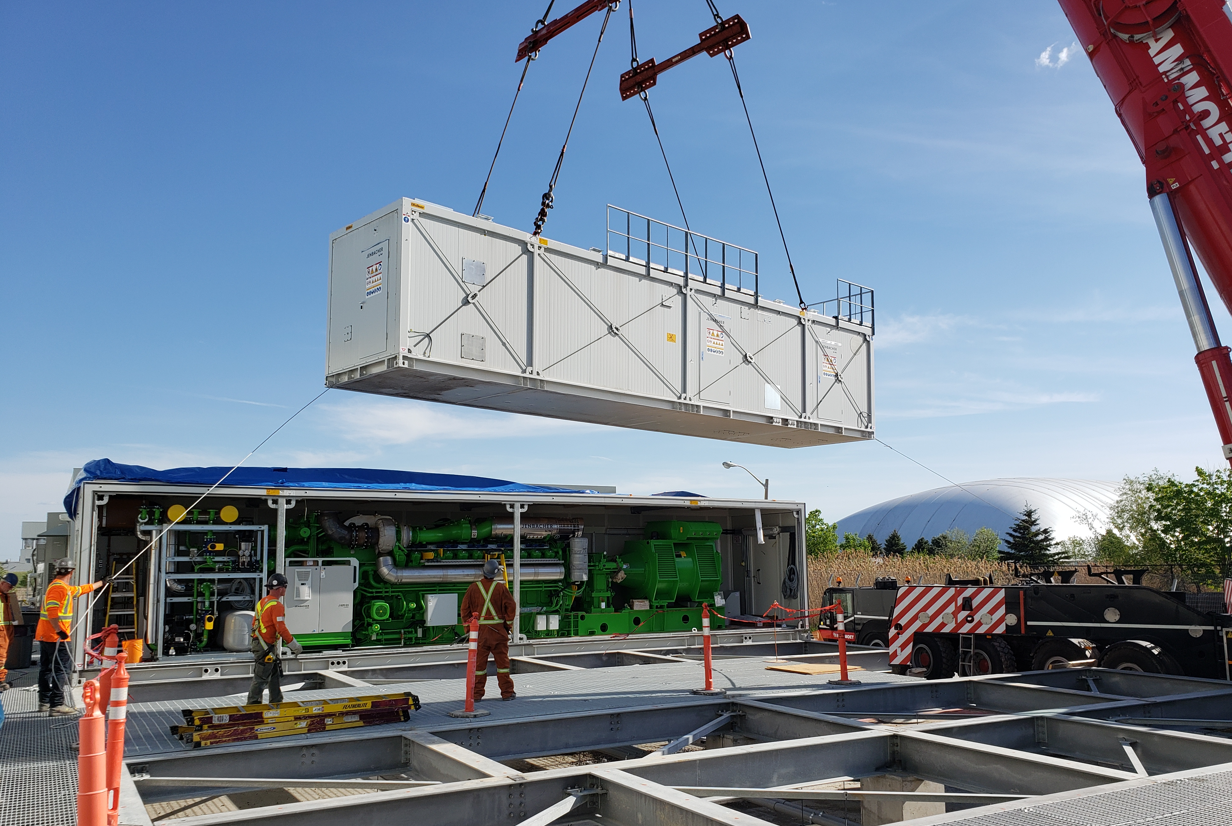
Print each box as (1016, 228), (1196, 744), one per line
(706, 0), (807, 309)
(874, 437), (1020, 521)
(472, 1), (559, 218)
(74, 387), (332, 636)
(532, 2), (617, 237)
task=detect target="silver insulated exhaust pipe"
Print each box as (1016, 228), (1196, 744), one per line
(375, 557), (566, 584)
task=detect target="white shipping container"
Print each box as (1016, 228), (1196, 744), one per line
(326, 198), (874, 448)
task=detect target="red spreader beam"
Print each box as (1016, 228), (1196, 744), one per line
(619, 14), (751, 101)
(516, 0), (612, 62)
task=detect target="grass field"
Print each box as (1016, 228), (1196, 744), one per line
(806, 551), (1013, 598)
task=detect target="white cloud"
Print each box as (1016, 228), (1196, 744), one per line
(193, 394), (287, 408)
(1036, 42), (1080, 69)
(878, 374), (1099, 420)
(317, 397), (601, 446)
(875, 313), (986, 348)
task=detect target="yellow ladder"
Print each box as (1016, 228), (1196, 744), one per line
(104, 557), (137, 635)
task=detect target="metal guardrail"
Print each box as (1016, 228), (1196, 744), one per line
(606, 205), (759, 301)
(813, 280), (874, 333)
(606, 207), (874, 332)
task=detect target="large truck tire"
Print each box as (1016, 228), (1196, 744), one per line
(970, 637), (1016, 675)
(910, 636), (957, 679)
(1100, 641), (1181, 674)
(858, 628), (888, 647)
(1031, 638), (1095, 670)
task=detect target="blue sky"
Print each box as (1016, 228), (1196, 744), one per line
(2, 2), (1226, 559)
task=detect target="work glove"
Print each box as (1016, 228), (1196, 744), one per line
(287, 639), (303, 656)
(57, 630), (70, 641)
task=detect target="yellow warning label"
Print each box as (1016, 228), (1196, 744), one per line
(666, 333), (677, 343)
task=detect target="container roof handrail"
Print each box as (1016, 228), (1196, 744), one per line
(605, 204), (758, 257)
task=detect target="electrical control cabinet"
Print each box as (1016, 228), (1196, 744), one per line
(283, 559), (359, 648)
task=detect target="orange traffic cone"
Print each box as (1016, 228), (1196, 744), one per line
(98, 626), (119, 716)
(106, 650), (130, 826)
(77, 680), (107, 826)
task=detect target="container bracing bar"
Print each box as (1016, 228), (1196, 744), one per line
(1150, 193), (1232, 463)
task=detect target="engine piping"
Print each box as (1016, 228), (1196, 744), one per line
(374, 557), (566, 584)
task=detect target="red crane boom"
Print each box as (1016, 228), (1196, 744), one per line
(1058, 0), (1232, 464)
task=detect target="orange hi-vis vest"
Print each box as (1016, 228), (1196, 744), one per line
(36, 579), (97, 642)
(251, 595), (293, 647)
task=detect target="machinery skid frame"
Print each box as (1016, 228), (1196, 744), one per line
(126, 668), (1232, 826)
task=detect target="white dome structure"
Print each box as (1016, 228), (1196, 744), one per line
(835, 478), (1118, 546)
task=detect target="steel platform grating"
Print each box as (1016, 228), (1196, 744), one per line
(0, 669), (80, 826)
(910, 766), (1232, 825)
(122, 655), (910, 756)
(12, 653), (1232, 825)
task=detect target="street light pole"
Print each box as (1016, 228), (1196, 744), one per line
(722, 462), (769, 499)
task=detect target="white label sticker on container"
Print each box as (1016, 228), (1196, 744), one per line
(706, 327), (725, 356)
(819, 340), (841, 378)
(364, 240), (387, 298)
(764, 383), (781, 410)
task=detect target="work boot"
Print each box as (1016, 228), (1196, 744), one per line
(501, 693), (516, 701)
(38, 703), (50, 712)
(49, 705), (78, 716)
(0, 681), (10, 691)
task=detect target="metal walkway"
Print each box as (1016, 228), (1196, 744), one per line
(11, 651), (1232, 825)
(0, 667), (81, 826)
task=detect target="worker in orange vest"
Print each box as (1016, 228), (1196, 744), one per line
(247, 573), (303, 705)
(36, 558), (105, 715)
(460, 559), (517, 701)
(0, 573), (19, 691)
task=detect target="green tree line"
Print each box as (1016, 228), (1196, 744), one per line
(1069, 467), (1232, 588)
(805, 511), (1004, 562)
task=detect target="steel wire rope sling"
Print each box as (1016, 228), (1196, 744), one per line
(70, 387), (332, 646)
(614, 2), (807, 309)
(531, 2), (619, 237)
(625, 0), (706, 268)
(707, 0), (806, 311)
(472, 0), (561, 218)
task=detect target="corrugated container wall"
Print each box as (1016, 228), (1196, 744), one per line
(326, 199), (874, 447)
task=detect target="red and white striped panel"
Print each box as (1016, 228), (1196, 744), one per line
(955, 587), (1006, 634)
(887, 586), (1007, 665)
(888, 586), (955, 665)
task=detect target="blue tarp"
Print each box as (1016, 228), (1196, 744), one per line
(65, 459), (593, 518)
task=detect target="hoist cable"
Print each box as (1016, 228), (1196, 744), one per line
(473, 0), (559, 218)
(532, 3), (615, 236)
(628, 1), (704, 269)
(473, 58), (532, 218)
(724, 54), (805, 309)
(704, 0), (806, 308)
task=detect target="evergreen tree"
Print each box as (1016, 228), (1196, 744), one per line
(1000, 506), (1060, 565)
(911, 537), (930, 554)
(883, 530), (908, 556)
(866, 533), (883, 555)
(930, 534), (949, 555)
